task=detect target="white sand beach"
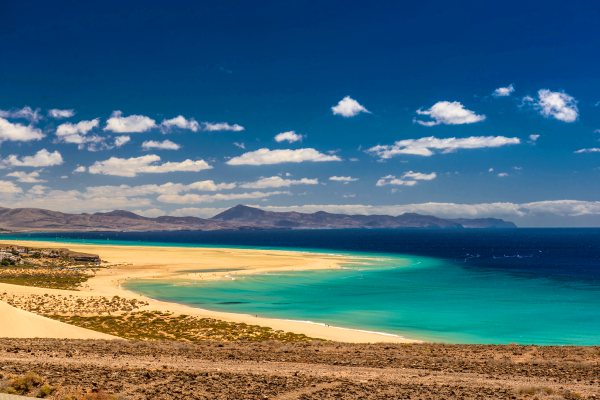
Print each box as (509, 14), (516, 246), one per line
(0, 240), (420, 343)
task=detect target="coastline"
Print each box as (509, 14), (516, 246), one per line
(0, 239), (421, 343)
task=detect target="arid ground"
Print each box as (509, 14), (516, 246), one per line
(0, 339), (598, 399)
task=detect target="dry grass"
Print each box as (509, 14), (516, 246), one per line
(0, 267), (92, 290)
(0, 371), (56, 398)
(52, 311), (315, 342)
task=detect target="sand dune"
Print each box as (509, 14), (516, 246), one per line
(0, 300), (115, 339)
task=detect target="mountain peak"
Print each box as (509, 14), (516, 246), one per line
(94, 210), (146, 219)
(211, 204), (267, 220)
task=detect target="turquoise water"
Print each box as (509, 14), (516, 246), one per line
(6, 231), (600, 345)
(126, 254), (600, 345)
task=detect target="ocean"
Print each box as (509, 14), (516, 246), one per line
(4, 229), (600, 345)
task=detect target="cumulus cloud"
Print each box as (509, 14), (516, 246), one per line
(331, 96), (370, 117)
(227, 148), (341, 166)
(329, 176), (358, 183)
(241, 176), (319, 189)
(157, 191), (289, 204)
(48, 108), (75, 119)
(104, 111), (157, 133)
(415, 101), (486, 126)
(274, 130), (303, 143)
(533, 89), (578, 122)
(402, 171), (437, 181)
(376, 175), (417, 187)
(161, 115), (199, 132)
(88, 154), (212, 177)
(0, 117), (44, 142)
(83, 181), (236, 198)
(114, 135), (131, 148)
(56, 119), (99, 138)
(492, 84), (515, 97)
(0, 106), (41, 122)
(201, 122), (245, 132)
(3, 149), (64, 168)
(368, 136), (520, 158)
(55, 118), (100, 146)
(142, 140), (181, 150)
(0, 180), (23, 194)
(187, 180), (237, 191)
(574, 148), (600, 154)
(376, 171), (436, 187)
(6, 171), (46, 183)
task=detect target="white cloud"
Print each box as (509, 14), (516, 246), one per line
(233, 142), (246, 149)
(402, 171), (437, 181)
(161, 115), (199, 132)
(157, 191), (289, 204)
(55, 118), (100, 144)
(201, 122), (245, 132)
(0, 117), (44, 142)
(329, 176), (358, 183)
(73, 166), (86, 173)
(255, 200), (600, 219)
(0, 180), (22, 194)
(48, 108), (75, 119)
(227, 148), (341, 166)
(187, 180), (237, 191)
(415, 101), (486, 126)
(241, 176), (319, 189)
(492, 84), (515, 97)
(528, 134), (540, 144)
(3, 149), (64, 168)
(497, 172), (509, 177)
(376, 175), (417, 187)
(376, 171), (436, 187)
(83, 180), (236, 199)
(368, 136), (520, 158)
(88, 154), (212, 177)
(104, 111), (157, 133)
(0, 106), (41, 122)
(6, 171), (46, 183)
(274, 130), (303, 143)
(574, 148), (600, 154)
(331, 96), (370, 117)
(142, 140), (181, 150)
(114, 135), (131, 147)
(0, 187), (153, 214)
(535, 89), (578, 122)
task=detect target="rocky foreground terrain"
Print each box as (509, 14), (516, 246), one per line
(0, 339), (598, 399)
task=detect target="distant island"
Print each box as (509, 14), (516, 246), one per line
(0, 204), (516, 232)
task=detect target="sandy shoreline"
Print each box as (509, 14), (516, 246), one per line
(0, 239), (421, 343)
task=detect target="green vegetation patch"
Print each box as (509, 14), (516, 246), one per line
(0, 267), (91, 290)
(52, 311), (315, 342)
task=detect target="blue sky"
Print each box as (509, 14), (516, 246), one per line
(0, 1), (599, 226)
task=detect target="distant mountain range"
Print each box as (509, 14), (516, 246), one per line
(0, 204), (516, 232)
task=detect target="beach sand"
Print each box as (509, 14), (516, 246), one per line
(0, 240), (419, 343)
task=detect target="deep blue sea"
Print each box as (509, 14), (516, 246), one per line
(4, 229), (600, 345)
